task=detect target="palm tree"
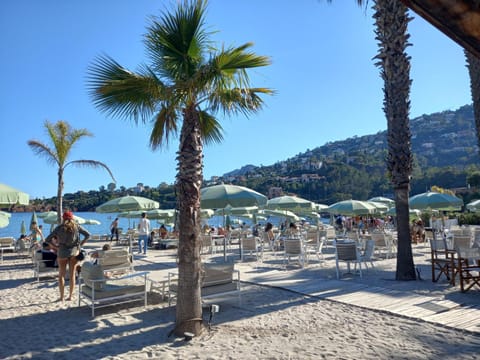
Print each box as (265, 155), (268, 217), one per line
(87, 0), (272, 336)
(28, 120), (115, 224)
(465, 50), (480, 153)
(327, 0), (416, 279)
(372, 0), (415, 280)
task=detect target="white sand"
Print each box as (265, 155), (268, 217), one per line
(1, 251), (480, 360)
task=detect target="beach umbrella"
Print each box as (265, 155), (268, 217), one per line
(96, 195), (159, 213)
(213, 205), (259, 216)
(367, 201), (389, 213)
(83, 219), (101, 225)
(200, 184), (267, 209)
(0, 183), (29, 207)
(409, 191), (463, 210)
(41, 211), (86, 225)
(314, 203), (329, 211)
(29, 211), (38, 231)
(200, 209), (214, 218)
(146, 209), (176, 220)
(326, 200), (377, 216)
(368, 196), (395, 207)
(260, 209), (300, 221)
(466, 199), (480, 212)
(0, 211), (11, 228)
(265, 195), (314, 213)
(386, 207), (421, 217)
(20, 220), (27, 235)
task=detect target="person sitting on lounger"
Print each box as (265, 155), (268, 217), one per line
(39, 241), (58, 268)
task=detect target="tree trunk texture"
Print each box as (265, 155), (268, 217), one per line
(373, 0), (416, 280)
(465, 50), (480, 154)
(174, 105), (204, 336)
(57, 168), (64, 224)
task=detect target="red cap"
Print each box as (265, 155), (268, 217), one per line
(63, 211), (74, 220)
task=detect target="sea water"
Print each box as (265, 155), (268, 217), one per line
(0, 212), (140, 239)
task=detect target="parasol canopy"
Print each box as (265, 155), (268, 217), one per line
(96, 196), (159, 213)
(409, 191), (463, 210)
(0, 183), (29, 207)
(200, 184), (267, 209)
(326, 200), (377, 216)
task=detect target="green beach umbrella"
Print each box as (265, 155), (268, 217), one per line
(368, 196), (395, 207)
(41, 211), (86, 225)
(409, 191), (463, 211)
(326, 200), (377, 216)
(83, 219), (101, 225)
(96, 196), (159, 213)
(200, 184), (267, 209)
(20, 220), (27, 235)
(265, 195), (314, 212)
(466, 199), (480, 212)
(30, 211), (38, 231)
(367, 201), (389, 213)
(0, 183), (29, 207)
(0, 211), (11, 228)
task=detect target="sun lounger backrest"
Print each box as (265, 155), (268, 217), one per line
(202, 263), (234, 287)
(81, 262), (106, 290)
(96, 249), (132, 270)
(0, 237), (14, 247)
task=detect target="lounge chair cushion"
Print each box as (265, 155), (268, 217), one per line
(82, 262), (105, 290)
(81, 283), (145, 299)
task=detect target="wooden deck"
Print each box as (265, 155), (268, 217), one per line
(234, 258), (480, 334)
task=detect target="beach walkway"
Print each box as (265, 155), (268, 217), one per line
(139, 242), (480, 334)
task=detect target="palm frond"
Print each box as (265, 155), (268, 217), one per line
(208, 87), (274, 117)
(198, 110), (223, 145)
(87, 55), (162, 123)
(149, 105), (181, 150)
(144, 0), (210, 81)
(27, 140), (59, 167)
(66, 160), (116, 182)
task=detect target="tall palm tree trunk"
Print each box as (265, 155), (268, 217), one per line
(373, 0), (416, 280)
(57, 168), (64, 224)
(465, 50), (480, 153)
(175, 106), (204, 335)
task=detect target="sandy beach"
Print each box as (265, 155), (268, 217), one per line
(1, 243), (480, 360)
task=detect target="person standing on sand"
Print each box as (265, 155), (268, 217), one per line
(110, 217), (119, 242)
(45, 211), (90, 302)
(137, 212), (150, 255)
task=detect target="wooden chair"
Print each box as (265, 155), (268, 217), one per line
(429, 238), (453, 284)
(457, 247), (480, 292)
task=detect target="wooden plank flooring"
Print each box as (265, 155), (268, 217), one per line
(235, 262), (480, 334)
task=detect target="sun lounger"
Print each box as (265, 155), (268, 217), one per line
(0, 237), (15, 262)
(32, 250), (58, 282)
(91, 248), (133, 274)
(78, 261), (148, 317)
(168, 262), (241, 306)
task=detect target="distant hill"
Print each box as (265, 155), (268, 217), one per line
(23, 104), (480, 211)
(222, 104), (479, 177)
(213, 104), (480, 203)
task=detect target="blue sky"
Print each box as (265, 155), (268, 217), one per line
(1, 0), (472, 199)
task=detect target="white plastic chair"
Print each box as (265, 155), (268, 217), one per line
(283, 238), (306, 268)
(334, 240), (362, 279)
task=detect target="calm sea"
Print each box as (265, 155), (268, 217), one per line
(1, 212), (330, 239)
(0, 212), (131, 239)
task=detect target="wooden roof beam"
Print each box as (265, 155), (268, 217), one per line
(400, 0), (480, 58)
